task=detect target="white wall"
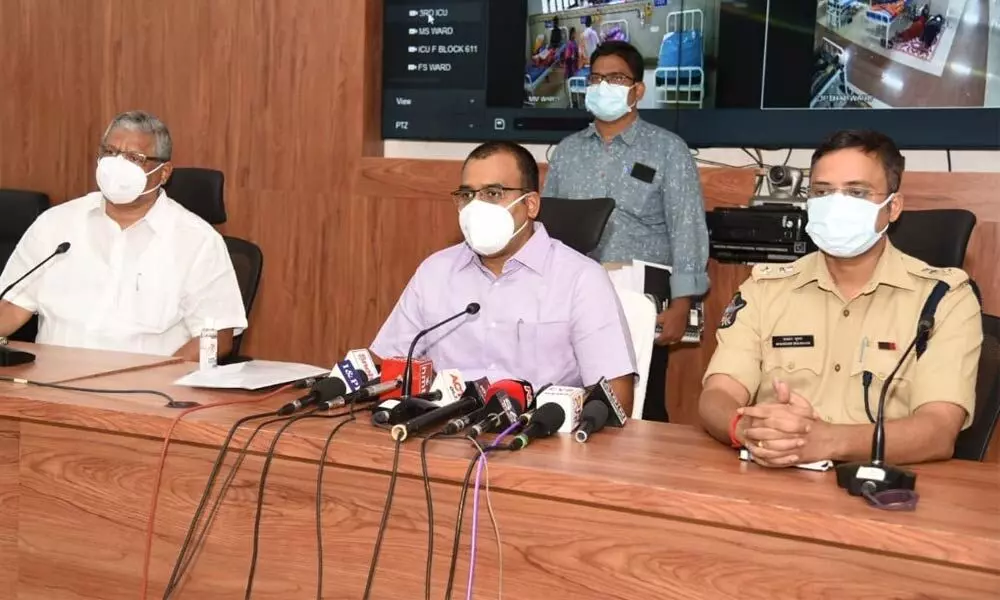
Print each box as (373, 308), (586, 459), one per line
(383, 141), (1000, 173)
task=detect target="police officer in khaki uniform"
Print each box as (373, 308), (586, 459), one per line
(699, 130), (982, 468)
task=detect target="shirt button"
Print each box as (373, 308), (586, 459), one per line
(489, 363), (496, 369)
(834, 363), (842, 372)
(787, 362), (795, 370)
(842, 308), (850, 317)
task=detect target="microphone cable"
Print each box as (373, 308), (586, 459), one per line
(444, 439), (515, 600)
(315, 403), (365, 600)
(465, 421), (521, 599)
(0, 375), (188, 408)
(161, 408), (289, 598)
(420, 431), (466, 600)
(244, 406), (354, 599)
(467, 438), (503, 600)
(164, 413), (300, 598)
(140, 384), (293, 600)
(362, 438), (403, 600)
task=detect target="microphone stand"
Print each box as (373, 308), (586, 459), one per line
(0, 243), (71, 368)
(400, 303), (479, 399)
(835, 320), (931, 497)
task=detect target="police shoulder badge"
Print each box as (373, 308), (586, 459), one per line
(719, 291), (747, 329)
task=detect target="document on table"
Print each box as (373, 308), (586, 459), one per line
(173, 360), (329, 390)
(739, 448), (834, 471)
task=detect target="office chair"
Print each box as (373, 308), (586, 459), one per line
(164, 168), (227, 225)
(536, 197), (615, 255)
(0, 189), (52, 342)
(221, 236), (263, 364)
(888, 209), (976, 268)
(953, 313), (1000, 461)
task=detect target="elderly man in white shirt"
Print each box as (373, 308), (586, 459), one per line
(0, 110), (247, 359)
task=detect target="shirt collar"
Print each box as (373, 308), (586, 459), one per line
(90, 190), (173, 233)
(794, 241), (915, 292)
(457, 221), (552, 276)
(585, 115), (642, 146)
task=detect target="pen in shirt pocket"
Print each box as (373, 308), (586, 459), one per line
(136, 272), (141, 292)
(516, 318), (524, 343)
(859, 336), (869, 363)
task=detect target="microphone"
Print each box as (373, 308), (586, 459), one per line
(329, 360), (366, 393)
(277, 377), (348, 416)
(535, 385), (585, 433)
(399, 303), (480, 397)
(321, 377), (400, 411)
(835, 319), (932, 498)
(390, 394), (485, 442)
(466, 379), (533, 438)
(430, 369), (466, 406)
(380, 356), (434, 399)
(584, 377), (629, 427)
(0, 242), (71, 367)
(574, 400), (609, 443)
(441, 378), (491, 434)
(510, 403), (566, 450)
(345, 348), (379, 381)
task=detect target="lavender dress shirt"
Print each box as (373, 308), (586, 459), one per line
(371, 223), (637, 388)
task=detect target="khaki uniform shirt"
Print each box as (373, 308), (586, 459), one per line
(704, 243), (981, 427)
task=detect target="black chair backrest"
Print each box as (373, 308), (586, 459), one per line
(536, 197), (615, 255)
(888, 209), (976, 268)
(0, 189), (51, 343)
(954, 313), (1000, 461)
(164, 168), (227, 225)
(223, 236), (263, 357)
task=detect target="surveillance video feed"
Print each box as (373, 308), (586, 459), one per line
(522, 0), (723, 109)
(810, 0), (1000, 109)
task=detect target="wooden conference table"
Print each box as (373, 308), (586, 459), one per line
(0, 343), (998, 600)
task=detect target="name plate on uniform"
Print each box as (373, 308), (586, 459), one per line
(772, 335), (815, 348)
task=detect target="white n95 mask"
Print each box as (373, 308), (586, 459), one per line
(585, 81), (634, 122)
(459, 195), (529, 256)
(96, 156), (164, 205)
(806, 193), (894, 258)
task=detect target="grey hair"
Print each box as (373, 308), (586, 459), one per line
(102, 110), (173, 160)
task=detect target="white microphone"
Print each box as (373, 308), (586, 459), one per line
(535, 386), (585, 433)
(429, 369), (465, 406)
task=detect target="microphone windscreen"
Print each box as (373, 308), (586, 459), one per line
(56, 242), (71, 254)
(581, 400), (609, 429)
(485, 379), (533, 411)
(380, 356), (434, 399)
(536, 386), (584, 433)
(314, 377), (348, 401)
(466, 302), (481, 315)
(531, 402), (567, 436)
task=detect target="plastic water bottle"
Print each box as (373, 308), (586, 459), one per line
(199, 319), (218, 370)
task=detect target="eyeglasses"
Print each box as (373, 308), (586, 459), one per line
(97, 144), (169, 167)
(450, 185), (528, 209)
(586, 72), (635, 86)
(807, 187), (891, 201)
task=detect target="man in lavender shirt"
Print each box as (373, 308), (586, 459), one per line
(371, 141), (638, 413)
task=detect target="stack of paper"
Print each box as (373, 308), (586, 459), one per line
(173, 360), (330, 390)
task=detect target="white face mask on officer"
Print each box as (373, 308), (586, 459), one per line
(585, 81), (634, 122)
(805, 193), (894, 258)
(96, 155), (164, 205)
(459, 194), (529, 256)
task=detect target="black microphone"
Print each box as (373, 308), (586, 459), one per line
(835, 320), (932, 497)
(0, 242), (71, 367)
(322, 377), (400, 411)
(510, 403), (565, 451)
(400, 302), (480, 398)
(277, 377), (348, 416)
(574, 400), (609, 443)
(467, 390), (526, 439)
(390, 394), (484, 442)
(441, 379), (491, 434)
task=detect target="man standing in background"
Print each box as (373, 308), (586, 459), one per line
(542, 41), (710, 421)
(581, 15), (601, 64)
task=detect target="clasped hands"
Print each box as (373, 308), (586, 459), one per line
(737, 379), (836, 468)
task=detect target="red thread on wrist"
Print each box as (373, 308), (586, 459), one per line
(729, 412), (744, 449)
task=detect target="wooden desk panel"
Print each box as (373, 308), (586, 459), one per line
(0, 420), (18, 600)
(7, 421), (999, 600)
(0, 342), (182, 384)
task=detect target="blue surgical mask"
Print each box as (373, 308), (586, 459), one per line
(585, 81), (634, 122)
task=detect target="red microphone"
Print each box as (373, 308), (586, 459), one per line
(468, 379), (534, 438)
(379, 356), (433, 400)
